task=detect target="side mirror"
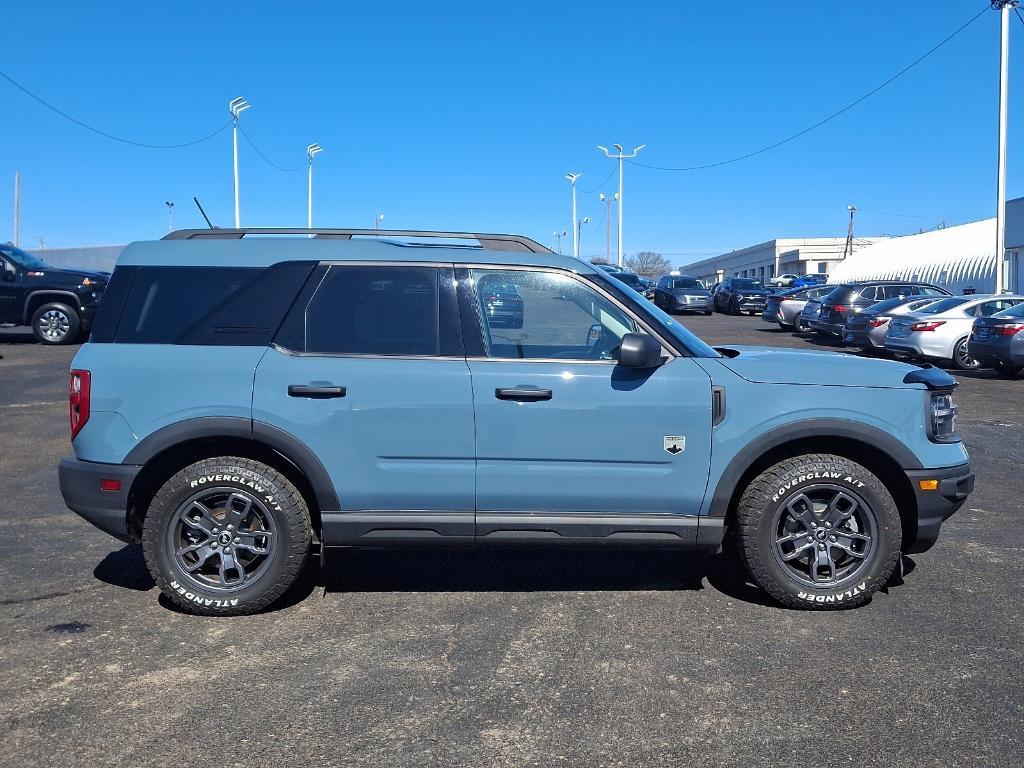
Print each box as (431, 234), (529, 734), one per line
(617, 333), (663, 368)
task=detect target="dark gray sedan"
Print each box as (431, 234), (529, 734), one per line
(653, 275), (712, 315)
(968, 302), (1024, 377)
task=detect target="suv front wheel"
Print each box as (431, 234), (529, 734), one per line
(142, 457), (312, 615)
(735, 453), (901, 609)
(31, 301), (80, 345)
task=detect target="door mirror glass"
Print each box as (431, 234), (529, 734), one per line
(586, 323), (603, 349)
(617, 333), (663, 368)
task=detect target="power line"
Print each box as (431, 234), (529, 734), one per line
(578, 164), (617, 194)
(0, 70), (231, 149)
(628, 5), (989, 172)
(237, 123), (306, 172)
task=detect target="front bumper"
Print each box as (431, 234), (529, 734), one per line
(904, 462), (974, 553)
(58, 457), (140, 542)
(736, 298), (767, 312)
(673, 296), (711, 311)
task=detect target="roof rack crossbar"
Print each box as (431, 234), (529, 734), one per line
(162, 228), (553, 253)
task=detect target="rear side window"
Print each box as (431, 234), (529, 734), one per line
(113, 262), (315, 345)
(299, 266), (442, 356)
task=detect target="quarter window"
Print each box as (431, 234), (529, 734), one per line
(470, 269), (636, 361)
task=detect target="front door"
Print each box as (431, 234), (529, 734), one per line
(0, 257), (22, 324)
(252, 263), (476, 545)
(459, 267), (713, 545)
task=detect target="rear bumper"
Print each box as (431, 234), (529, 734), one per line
(968, 337), (1016, 366)
(58, 457), (139, 542)
(904, 462), (974, 553)
(843, 327), (877, 348)
(809, 319), (844, 335)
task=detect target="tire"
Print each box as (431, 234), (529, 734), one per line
(31, 302), (80, 345)
(703, 311), (712, 316)
(993, 361), (1023, 378)
(142, 457), (312, 616)
(952, 337), (980, 370)
(735, 453), (901, 610)
(778, 321), (794, 331)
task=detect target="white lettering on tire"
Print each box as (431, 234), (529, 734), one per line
(170, 580), (239, 608)
(771, 472), (867, 502)
(796, 581), (868, 603)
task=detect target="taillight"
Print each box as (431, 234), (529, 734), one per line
(869, 318), (889, 328)
(910, 321), (946, 332)
(69, 369), (91, 439)
(992, 323), (1024, 336)
(830, 305), (848, 313)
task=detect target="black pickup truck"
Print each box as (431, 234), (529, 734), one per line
(0, 243), (108, 344)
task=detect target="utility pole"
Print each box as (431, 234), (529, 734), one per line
(553, 230), (567, 255)
(597, 144), (645, 267)
(306, 143), (324, 237)
(994, 1), (1017, 293)
(599, 192), (617, 263)
(842, 204), (857, 260)
(575, 216), (590, 260)
(165, 201), (174, 233)
(375, 213), (384, 235)
(565, 173), (581, 258)
(228, 97), (251, 228)
(13, 171), (20, 247)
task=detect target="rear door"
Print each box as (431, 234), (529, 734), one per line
(459, 266), (713, 545)
(252, 263), (476, 545)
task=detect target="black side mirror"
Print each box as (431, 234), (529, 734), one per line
(617, 333), (663, 368)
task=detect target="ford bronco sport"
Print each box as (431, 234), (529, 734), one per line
(58, 228), (974, 614)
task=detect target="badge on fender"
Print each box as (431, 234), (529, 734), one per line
(664, 436), (685, 455)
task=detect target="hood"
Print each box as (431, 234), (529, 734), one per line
(734, 288), (770, 297)
(23, 267), (109, 284)
(714, 345), (924, 388)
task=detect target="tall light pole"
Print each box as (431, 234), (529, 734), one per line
(306, 143), (324, 236)
(994, 1), (1017, 293)
(228, 97), (251, 228)
(597, 143), (645, 267)
(165, 201), (174, 233)
(13, 171), (20, 247)
(375, 213), (384, 235)
(565, 173), (581, 258)
(842, 204), (857, 260)
(599, 192), (617, 263)
(553, 230), (567, 255)
(575, 216), (590, 260)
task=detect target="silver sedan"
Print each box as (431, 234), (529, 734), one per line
(842, 296), (943, 352)
(884, 294), (1024, 369)
(764, 285), (833, 330)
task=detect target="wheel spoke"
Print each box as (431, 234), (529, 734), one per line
(824, 492), (858, 527)
(182, 501), (219, 538)
(781, 541), (814, 561)
(830, 541), (867, 560)
(809, 546), (831, 583)
(222, 493), (253, 529)
(785, 493), (816, 524)
(776, 531), (809, 546)
(218, 548), (246, 588)
(235, 529), (273, 555)
(178, 542), (218, 572)
(837, 529), (870, 542)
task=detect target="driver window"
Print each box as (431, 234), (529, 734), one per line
(470, 269), (636, 360)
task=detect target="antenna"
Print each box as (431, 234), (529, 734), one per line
(193, 196), (216, 229)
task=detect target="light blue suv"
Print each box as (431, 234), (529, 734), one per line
(58, 228), (974, 614)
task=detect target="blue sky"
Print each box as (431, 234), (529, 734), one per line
(1, 0), (1018, 264)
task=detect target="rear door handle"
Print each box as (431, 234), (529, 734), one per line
(495, 387), (552, 402)
(288, 384), (347, 399)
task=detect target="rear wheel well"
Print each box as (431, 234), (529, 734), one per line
(722, 436), (918, 549)
(126, 437), (321, 542)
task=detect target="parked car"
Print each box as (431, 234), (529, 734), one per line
(595, 263), (625, 274)
(809, 282), (950, 336)
(841, 296), (944, 353)
(885, 295), (1024, 369)
(968, 302), (1024, 377)
(59, 226), (973, 615)
(763, 285), (833, 330)
(479, 279), (523, 328)
(613, 271), (654, 299)
(653, 275), (712, 315)
(0, 243), (109, 344)
(713, 277), (770, 315)
(768, 273), (799, 287)
(792, 273), (828, 289)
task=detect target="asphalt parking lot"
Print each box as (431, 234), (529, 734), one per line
(1, 315), (1022, 768)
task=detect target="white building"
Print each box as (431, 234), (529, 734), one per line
(677, 237), (885, 286)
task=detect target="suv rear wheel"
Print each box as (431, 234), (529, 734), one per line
(735, 453), (901, 609)
(31, 302), (80, 345)
(142, 457), (312, 616)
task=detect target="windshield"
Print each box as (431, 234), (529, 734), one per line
(919, 297), (971, 315)
(733, 279), (763, 290)
(994, 302), (1024, 319)
(0, 244), (52, 270)
(591, 271), (720, 358)
(666, 278), (703, 290)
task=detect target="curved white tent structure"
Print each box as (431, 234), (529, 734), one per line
(828, 218), (996, 294)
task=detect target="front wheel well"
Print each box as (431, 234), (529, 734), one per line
(722, 436), (918, 549)
(24, 292), (80, 325)
(126, 437), (321, 543)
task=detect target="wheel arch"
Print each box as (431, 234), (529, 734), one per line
(709, 420), (921, 549)
(23, 290), (81, 324)
(123, 417), (339, 542)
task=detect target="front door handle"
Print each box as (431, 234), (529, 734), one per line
(495, 387), (552, 402)
(288, 384), (347, 399)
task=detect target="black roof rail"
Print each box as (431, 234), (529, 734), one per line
(162, 228), (553, 254)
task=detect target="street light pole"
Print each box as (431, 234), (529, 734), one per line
(306, 143), (324, 236)
(597, 144), (645, 267)
(228, 97), (251, 228)
(165, 201), (174, 233)
(375, 213), (384, 235)
(599, 192), (617, 264)
(575, 216), (590, 259)
(553, 230), (567, 255)
(994, 1), (1017, 293)
(565, 173), (581, 258)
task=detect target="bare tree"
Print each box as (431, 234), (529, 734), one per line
(625, 251), (672, 278)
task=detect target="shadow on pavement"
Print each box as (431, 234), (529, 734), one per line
(93, 544), (155, 591)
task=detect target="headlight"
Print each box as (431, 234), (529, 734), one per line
(928, 392), (959, 443)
